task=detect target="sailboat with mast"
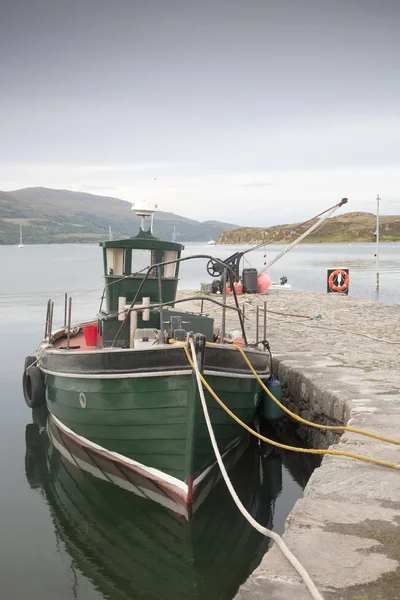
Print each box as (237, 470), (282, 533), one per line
(18, 225), (24, 248)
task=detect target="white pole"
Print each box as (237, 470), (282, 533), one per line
(376, 194), (380, 290)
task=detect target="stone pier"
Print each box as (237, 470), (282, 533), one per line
(180, 290), (400, 600)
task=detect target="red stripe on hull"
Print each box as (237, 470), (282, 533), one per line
(187, 475), (194, 505)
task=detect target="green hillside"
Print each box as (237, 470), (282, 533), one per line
(217, 212), (400, 244)
(0, 187), (237, 244)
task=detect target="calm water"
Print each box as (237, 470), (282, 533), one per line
(0, 241), (397, 599)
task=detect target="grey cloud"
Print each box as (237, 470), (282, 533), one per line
(1, 0), (399, 221)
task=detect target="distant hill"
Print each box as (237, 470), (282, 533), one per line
(217, 212), (400, 244)
(0, 187), (237, 244)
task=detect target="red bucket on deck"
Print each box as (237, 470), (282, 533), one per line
(83, 325), (98, 347)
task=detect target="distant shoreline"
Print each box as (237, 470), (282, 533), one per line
(2, 240), (400, 247)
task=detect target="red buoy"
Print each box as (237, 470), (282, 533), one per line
(257, 273), (271, 293)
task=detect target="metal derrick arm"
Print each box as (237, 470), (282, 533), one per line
(258, 197), (348, 274)
(212, 198), (348, 279)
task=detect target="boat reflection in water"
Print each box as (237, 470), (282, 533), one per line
(25, 408), (283, 600)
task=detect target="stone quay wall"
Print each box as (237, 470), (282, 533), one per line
(178, 289), (400, 600)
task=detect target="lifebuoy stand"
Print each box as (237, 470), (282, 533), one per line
(327, 268), (350, 294)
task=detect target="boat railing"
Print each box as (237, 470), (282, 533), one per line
(43, 254), (249, 349)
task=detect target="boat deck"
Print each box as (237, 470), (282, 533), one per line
(53, 330), (104, 352)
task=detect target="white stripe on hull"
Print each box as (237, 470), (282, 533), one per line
(41, 367), (264, 380)
(40, 368), (191, 379)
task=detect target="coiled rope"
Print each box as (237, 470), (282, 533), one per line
(188, 339), (325, 600)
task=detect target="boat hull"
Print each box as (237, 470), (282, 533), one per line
(25, 412), (280, 600)
(40, 345), (269, 506)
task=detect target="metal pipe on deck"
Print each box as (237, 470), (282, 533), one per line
(263, 300), (267, 341)
(49, 301), (54, 341)
(118, 297), (126, 321)
(221, 267), (227, 343)
(130, 310), (138, 348)
(66, 298), (72, 349)
(228, 269), (248, 346)
(44, 299), (51, 340)
(256, 305), (259, 345)
(64, 293), (68, 327)
(157, 267), (165, 344)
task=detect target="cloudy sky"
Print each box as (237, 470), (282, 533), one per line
(1, 0), (399, 225)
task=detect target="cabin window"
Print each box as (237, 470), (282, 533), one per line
(132, 249), (153, 274)
(106, 248), (124, 276)
(164, 250), (178, 277)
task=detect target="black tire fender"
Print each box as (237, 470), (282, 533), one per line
(23, 364), (45, 408)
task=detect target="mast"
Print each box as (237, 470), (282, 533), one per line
(376, 194), (380, 290)
(109, 226), (113, 241)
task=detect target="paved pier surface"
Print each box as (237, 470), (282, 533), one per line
(180, 290), (400, 600)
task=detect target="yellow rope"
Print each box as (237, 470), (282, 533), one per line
(182, 344), (400, 471)
(228, 343), (400, 447)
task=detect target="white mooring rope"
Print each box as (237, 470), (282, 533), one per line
(189, 339), (324, 600)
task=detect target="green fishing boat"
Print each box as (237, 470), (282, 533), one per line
(23, 201), (278, 509)
(25, 408), (283, 600)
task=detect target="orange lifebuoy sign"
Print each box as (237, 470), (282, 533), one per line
(327, 268), (350, 294)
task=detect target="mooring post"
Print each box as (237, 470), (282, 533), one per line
(200, 299), (204, 315)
